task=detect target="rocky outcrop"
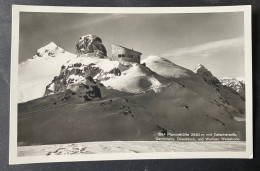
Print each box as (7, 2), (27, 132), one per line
(45, 74), (102, 101)
(75, 34), (107, 58)
(44, 55), (121, 100)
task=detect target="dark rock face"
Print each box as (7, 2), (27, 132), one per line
(75, 34), (107, 58)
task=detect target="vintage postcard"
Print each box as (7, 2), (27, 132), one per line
(10, 5), (252, 164)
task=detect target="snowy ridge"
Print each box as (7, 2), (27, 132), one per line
(142, 56), (192, 78)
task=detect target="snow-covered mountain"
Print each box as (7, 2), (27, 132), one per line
(220, 77), (245, 98)
(18, 42), (76, 103)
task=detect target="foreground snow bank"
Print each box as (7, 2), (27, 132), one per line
(18, 141), (246, 157)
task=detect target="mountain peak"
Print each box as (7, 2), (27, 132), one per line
(193, 64), (220, 85)
(39, 42), (59, 51)
(193, 64), (212, 75)
(34, 42), (65, 58)
(193, 64), (208, 73)
(45, 42), (58, 48)
(197, 64), (206, 68)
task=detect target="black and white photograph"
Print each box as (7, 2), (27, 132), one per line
(9, 5), (252, 164)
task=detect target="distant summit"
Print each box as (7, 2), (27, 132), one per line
(220, 77), (245, 98)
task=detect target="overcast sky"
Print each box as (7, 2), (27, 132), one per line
(19, 12), (245, 79)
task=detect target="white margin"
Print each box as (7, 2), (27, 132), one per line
(9, 5), (253, 165)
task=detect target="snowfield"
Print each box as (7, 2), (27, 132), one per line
(18, 141), (246, 157)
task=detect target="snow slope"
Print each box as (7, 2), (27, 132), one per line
(141, 56), (193, 78)
(142, 56), (244, 119)
(18, 42), (76, 103)
(101, 63), (168, 93)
